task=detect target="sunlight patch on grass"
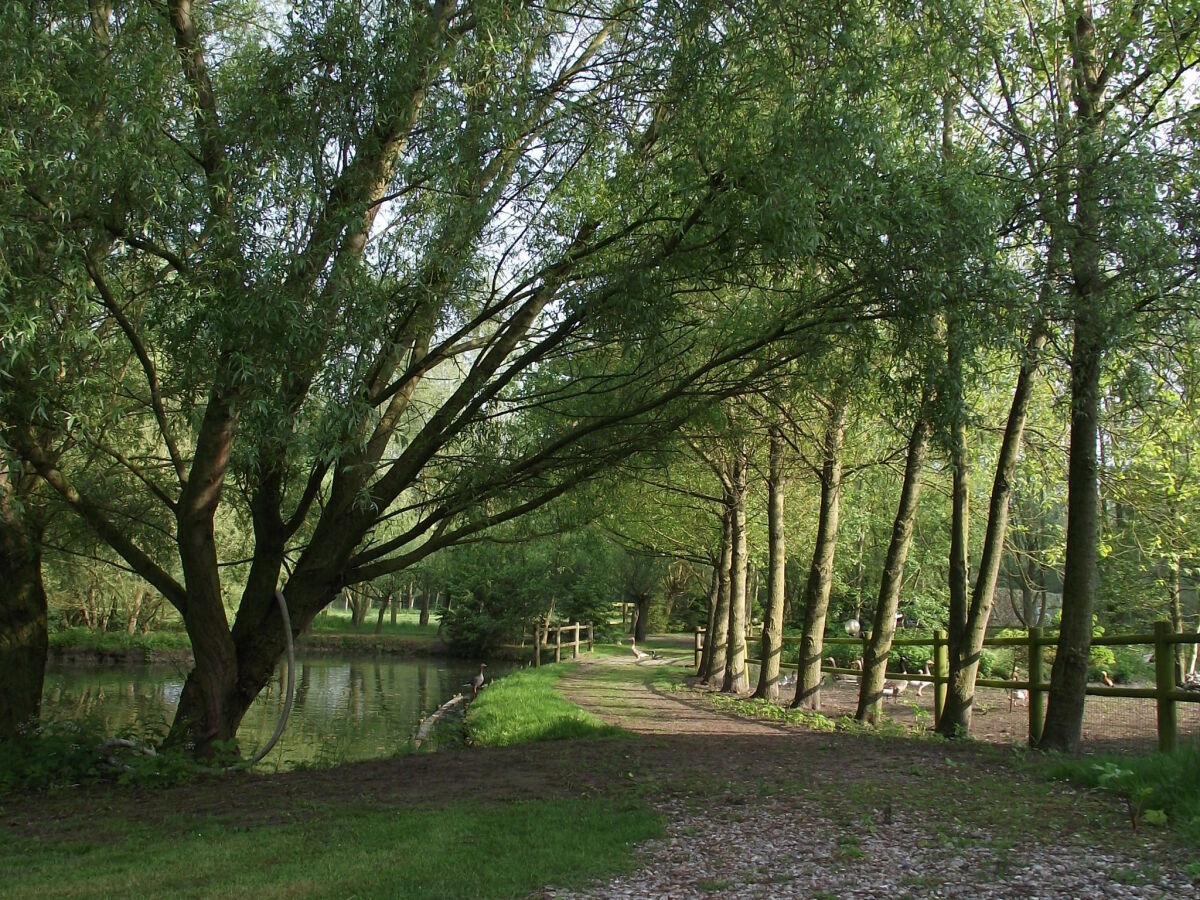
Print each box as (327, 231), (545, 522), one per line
(466, 665), (626, 746)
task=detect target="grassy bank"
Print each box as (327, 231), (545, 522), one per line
(47, 608), (447, 662)
(466, 662), (626, 746)
(49, 627), (193, 662)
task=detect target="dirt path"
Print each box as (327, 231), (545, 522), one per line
(557, 654), (789, 736)
(548, 651), (1195, 899)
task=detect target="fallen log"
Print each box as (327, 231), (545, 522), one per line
(413, 693), (466, 749)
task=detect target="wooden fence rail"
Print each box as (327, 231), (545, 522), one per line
(532, 622), (594, 667)
(696, 621), (1200, 752)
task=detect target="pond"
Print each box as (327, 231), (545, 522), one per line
(40, 655), (501, 768)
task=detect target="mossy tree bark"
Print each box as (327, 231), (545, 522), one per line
(754, 424), (787, 700)
(701, 509), (733, 685)
(793, 396), (847, 710)
(938, 327), (1047, 736)
(722, 446), (750, 694)
(856, 414), (931, 724)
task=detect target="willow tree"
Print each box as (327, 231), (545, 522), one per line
(3, 0), (885, 755)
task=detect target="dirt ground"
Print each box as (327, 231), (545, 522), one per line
(5, 645), (1188, 839)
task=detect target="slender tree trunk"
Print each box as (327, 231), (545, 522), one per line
(374, 593), (390, 634)
(856, 415), (931, 724)
(701, 508), (733, 684)
(1169, 559), (1185, 685)
(699, 546), (722, 677)
(723, 450), (750, 694)
(755, 425), (787, 700)
(793, 397), (847, 710)
(126, 588), (146, 636)
(939, 327), (1047, 736)
(1039, 310), (1102, 752)
(946, 315), (971, 676)
(1039, 10), (1105, 754)
(419, 583), (431, 627)
(633, 593), (650, 643)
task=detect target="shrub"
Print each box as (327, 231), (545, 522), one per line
(1048, 746), (1200, 842)
(0, 720), (107, 791)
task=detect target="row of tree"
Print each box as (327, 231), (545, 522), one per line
(2, 0), (1197, 758)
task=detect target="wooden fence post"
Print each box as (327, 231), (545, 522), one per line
(933, 629), (948, 729)
(533, 623), (541, 668)
(587, 623), (594, 652)
(1028, 626), (1045, 746)
(573, 622), (581, 659)
(1155, 620), (1178, 754)
(555, 626), (562, 663)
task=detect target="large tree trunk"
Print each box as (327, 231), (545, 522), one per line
(754, 425), (787, 700)
(856, 415), (931, 724)
(722, 450), (750, 694)
(938, 327), (1046, 737)
(701, 508), (733, 684)
(1039, 310), (1102, 752)
(793, 397), (847, 710)
(0, 488), (47, 740)
(1039, 11), (1105, 754)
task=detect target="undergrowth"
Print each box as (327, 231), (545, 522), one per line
(705, 693), (837, 732)
(1046, 744), (1200, 842)
(0, 720), (202, 792)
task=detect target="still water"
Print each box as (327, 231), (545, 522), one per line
(41, 655), (497, 768)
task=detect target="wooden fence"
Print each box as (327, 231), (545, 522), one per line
(532, 622), (594, 666)
(696, 621), (1200, 752)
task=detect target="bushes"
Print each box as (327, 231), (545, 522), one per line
(1048, 745), (1200, 842)
(0, 720), (107, 791)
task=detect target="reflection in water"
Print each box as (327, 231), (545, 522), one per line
(42, 656), (497, 768)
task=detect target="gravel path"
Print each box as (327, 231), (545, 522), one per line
(548, 653), (1196, 900)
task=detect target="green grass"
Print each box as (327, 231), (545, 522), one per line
(0, 797), (662, 899)
(308, 606), (440, 638)
(466, 664), (626, 746)
(1045, 743), (1200, 841)
(48, 627), (192, 658)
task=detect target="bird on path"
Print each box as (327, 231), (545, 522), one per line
(630, 640), (660, 661)
(912, 660), (933, 698)
(1101, 671), (1115, 687)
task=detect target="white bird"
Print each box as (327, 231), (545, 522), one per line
(1009, 688), (1029, 709)
(913, 660), (933, 698)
